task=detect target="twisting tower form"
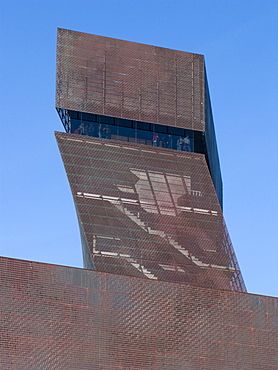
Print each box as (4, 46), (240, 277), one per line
(1, 29), (277, 369)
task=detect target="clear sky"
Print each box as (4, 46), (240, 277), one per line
(1, 0), (277, 297)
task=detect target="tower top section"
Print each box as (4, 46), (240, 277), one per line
(56, 28), (205, 131)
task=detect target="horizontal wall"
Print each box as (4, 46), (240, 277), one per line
(1, 256), (277, 369)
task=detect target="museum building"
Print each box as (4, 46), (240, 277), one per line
(1, 29), (277, 369)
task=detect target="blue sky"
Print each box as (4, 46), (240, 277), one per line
(1, 0), (277, 297)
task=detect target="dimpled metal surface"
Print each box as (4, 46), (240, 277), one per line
(56, 132), (245, 292)
(1, 257), (277, 369)
(56, 28), (205, 131)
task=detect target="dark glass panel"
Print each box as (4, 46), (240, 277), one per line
(194, 131), (205, 154)
(154, 124), (167, 134)
(97, 123), (116, 139)
(98, 115), (115, 125)
(137, 129), (153, 145)
(81, 112), (97, 122)
(204, 69), (223, 207)
(185, 129), (194, 138)
(116, 118), (133, 128)
(172, 135), (181, 150)
(168, 127), (184, 136)
(164, 134), (174, 149)
(69, 110), (78, 119)
(136, 121), (150, 131)
(118, 126), (135, 142)
(109, 125), (118, 140)
(84, 122), (98, 136)
(71, 119), (81, 133)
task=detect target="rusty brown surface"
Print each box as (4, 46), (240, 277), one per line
(56, 28), (205, 131)
(56, 132), (245, 292)
(1, 256), (277, 369)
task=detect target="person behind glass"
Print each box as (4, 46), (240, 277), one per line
(78, 122), (85, 135)
(103, 125), (111, 139)
(84, 123), (89, 136)
(166, 134), (172, 149)
(98, 123), (102, 138)
(183, 135), (191, 152)
(159, 135), (165, 147)
(153, 133), (159, 146)
(88, 123), (95, 137)
(177, 136), (183, 150)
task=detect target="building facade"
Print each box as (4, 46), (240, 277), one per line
(1, 256), (277, 369)
(55, 28), (245, 293)
(1, 29), (277, 369)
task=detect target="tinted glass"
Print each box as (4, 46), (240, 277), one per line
(137, 129), (153, 145)
(116, 118), (132, 128)
(68, 111), (198, 157)
(119, 126), (135, 142)
(99, 115), (114, 125)
(154, 124), (167, 134)
(137, 122), (150, 131)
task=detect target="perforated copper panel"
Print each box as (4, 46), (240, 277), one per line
(1, 257), (277, 369)
(56, 28), (205, 131)
(56, 132), (245, 292)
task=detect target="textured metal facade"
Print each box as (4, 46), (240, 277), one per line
(56, 28), (224, 208)
(1, 257), (277, 369)
(56, 28), (205, 131)
(56, 132), (245, 292)
(2, 29), (275, 369)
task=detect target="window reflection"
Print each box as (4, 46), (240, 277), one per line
(69, 112), (195, 154)
(137, 129), (152, 146)
(119, 126), (135, 143)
